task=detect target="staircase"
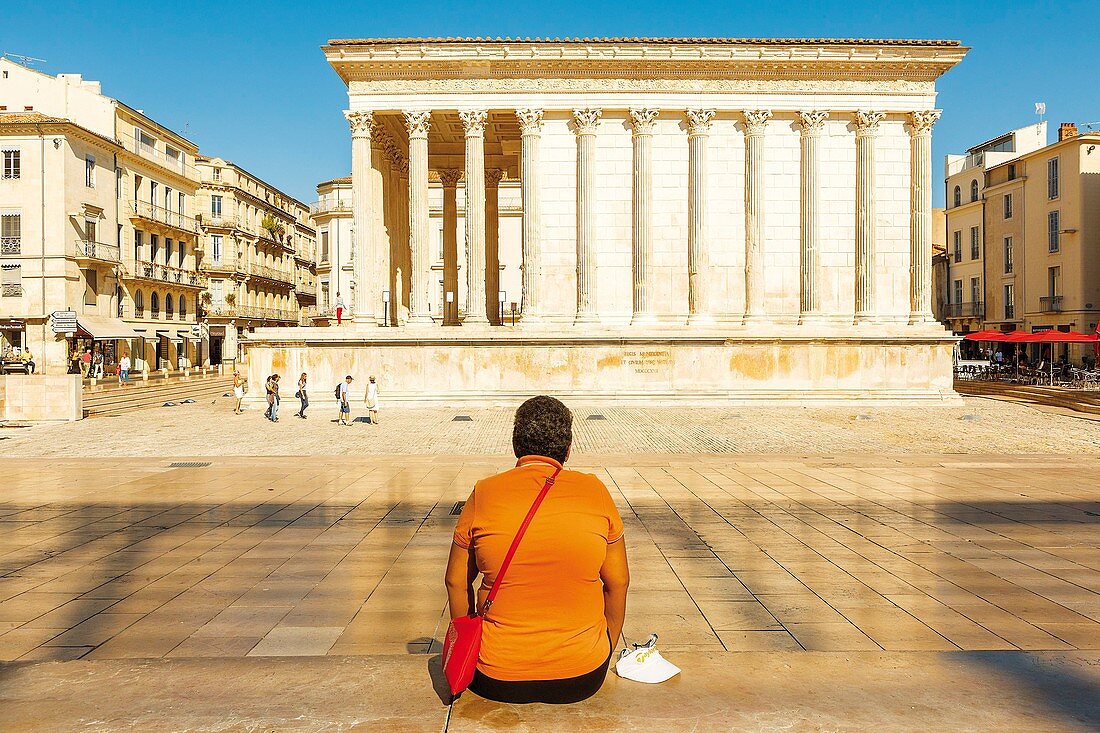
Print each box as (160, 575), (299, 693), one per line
(954, 379), (1100, 417)
(83, 371), (235, 418)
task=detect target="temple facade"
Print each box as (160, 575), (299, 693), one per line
(244, 37), (968, 404)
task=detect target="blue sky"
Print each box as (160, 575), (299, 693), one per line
(4, 0), (1096, 204)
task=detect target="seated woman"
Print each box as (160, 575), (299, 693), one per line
(445, 396), (629, 704)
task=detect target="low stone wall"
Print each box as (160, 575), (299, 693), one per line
(0, 375), (83, 421)
(242, 325), (959, 406)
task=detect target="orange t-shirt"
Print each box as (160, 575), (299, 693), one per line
(452, 455), (625, 681)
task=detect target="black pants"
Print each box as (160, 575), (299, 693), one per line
(469, 634), (613, 705)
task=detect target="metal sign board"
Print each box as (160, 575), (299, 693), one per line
(50, 310), (77, 334)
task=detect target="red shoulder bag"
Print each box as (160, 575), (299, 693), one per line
(442, 466), (562, 697)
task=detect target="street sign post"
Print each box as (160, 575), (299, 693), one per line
(50, 310), (77, 335)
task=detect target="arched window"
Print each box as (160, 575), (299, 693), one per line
(150, 292), (160, 317)
(135, 290), (145, 317)
(178, 295), (186, 319)
(166, 294), (174, 318)
(970, 179), (979, 202)
(953, 186), (961, 207)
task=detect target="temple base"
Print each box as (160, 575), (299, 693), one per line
(242, 324), (959, 406)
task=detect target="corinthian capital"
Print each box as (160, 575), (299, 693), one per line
(438, 169), (462, 188)
(854, 110), (887, 136)
(344, 110), (374, 137)
(572, 108), (603, 135)
(685, 109), (715, 135)
(516, 108), (544, 135)
(907, 109), (942, 136)
(797, 110), (829, 136)
(629, 108), (660, 135)
(486, 168), (506, 187)
(741, 109), (772, 136)
(403, 110), (432, 138)
(459, 109), (488, 136)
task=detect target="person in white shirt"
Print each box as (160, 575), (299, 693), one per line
(335, 292), (346, 326)
(337, 374), (353, 426)
(366, 375), (380, 424)
(118, 355), (131, 384)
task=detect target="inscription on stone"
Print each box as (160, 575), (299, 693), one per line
(623, 350), (671, 375)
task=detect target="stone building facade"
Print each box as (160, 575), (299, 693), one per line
(244, 37), (968, 404)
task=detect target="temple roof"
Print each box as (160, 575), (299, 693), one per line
(328, 37), (962, 47)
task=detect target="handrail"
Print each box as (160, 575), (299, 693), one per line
(73, 239), (121, 263)
(130, 200), (200, 234)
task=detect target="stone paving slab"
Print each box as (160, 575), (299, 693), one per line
(1, 651), (1097, 732)
(4, 394), (1100, 456)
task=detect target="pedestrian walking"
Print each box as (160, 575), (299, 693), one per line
(118, 354), (131, 384)
(295, 372), (309, 418)
(233, 370), (246, 414)
(92, 351), (104, 379)
(265, 374), (281, 422)
(80, 348), (92, 377)
(336, 374), (352, 425)
(366, 375), (380, 424)
(335, 292), (346, 325)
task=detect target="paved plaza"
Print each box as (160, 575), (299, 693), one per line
(0, 449), (1098, 730)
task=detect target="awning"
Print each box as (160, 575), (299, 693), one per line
(75, 315), (143, 340)
(157, 330), (183, 345)
(177, 330), (199, 341)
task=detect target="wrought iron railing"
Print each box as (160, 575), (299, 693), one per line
(1039, 296), (1064, 312)
(1, 237), (20, 255)
(945, 301), (984, 318)
(310, 199), (352, 215)
(129, 200), (200, 234)
(134, 259), (204, 287)
(73, 239), (121, 263)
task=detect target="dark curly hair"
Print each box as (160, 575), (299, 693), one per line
(512, 396), (573, 464)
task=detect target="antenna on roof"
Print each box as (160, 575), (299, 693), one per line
(1035, 102), (1046, 123)
(1, 52), (47, 68)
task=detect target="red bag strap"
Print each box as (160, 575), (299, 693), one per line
(480, 465), (562, 617)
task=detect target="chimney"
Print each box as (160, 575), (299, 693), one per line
(1058, 122), (1078, 141)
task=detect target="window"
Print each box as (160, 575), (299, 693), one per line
(150, 292), (160, 317)
(211, 195), (222, 217)
(1048, 211), (1060, 252)
(166, 294), (174, 318)
(178, 192), (185, 216)
(211, 279), (223, 303)
(1004, 284), (1015, 320)
(134, 230), (143, 261)
(321, 230), (330, 262)
(970, 277), (981, 305)
(150, 181), (157, 206)
(1004, 237), (1014, 274)
(212, 234), (223, 262)
(1, 148), (19, 179)
(165, 238), (173, 265)
(970, 179), (979, 202)
(970, 226), (980, 259)
(115, 167), (122, 199)
(1007, 164), (1016, 181)
(165, 146), (180, 170)
(1047, 157), (1060, 199)
(84, 269), (97, 306)
(1, 211), (20, 254)
(150, 234), (159, 262)
(135, 128), (156, 154)
(134, 174), (142, 200)
(164, 187), (173, 212)
(1003, 193), (1013, 219)
(179, 295), (186, 319)
(953, 186), (961, 207)
(213, 167), (222, 181)
(1049, 266), (1061, 298)
(1, 264), (22, 296)
(952, 279), (962, 306)
(85, 219), (97, 244)
(178, 241), (185, 268)
(135, 290), (144, 317)
(85, 155), (96, 188)
(952, 231), (962, 263)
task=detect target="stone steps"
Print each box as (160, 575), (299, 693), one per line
(83, 375), (235, 418)
(954, 379), (1100, 416)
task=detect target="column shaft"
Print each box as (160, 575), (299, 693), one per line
(516, 109), (544, 323)
(345, 110), (374, 321)
(460, 110), (488, 325)
(404, 110), (431, 323)
(798, 111), (828, 323)
(630, 109), (658, 323)
(687, 109), (714, 324)
(743, 110), (771, 321)
(908, 110), (941, 323)
(439, 170), (461, 325)
(854, 111), (885, 323)
(573, 109), (601, 324)
(486, 169), (504, 325)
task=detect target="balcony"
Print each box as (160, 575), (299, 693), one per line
(200, 254), (247, 277)
(1, 283), (22, 297)
(201, 213), (253, 234)
(1040, 295), (1064, 313)
(213, 304), (298, 322)
(1, 237), (20, 256)
(73, 239), (121, 264)
(131, 259), (205, 288)
(249, 263), (294, 286)
(310, 199), (352, 215)
(946, 301), (984, 319)
(116, 133), (198, 178)
(129, 200), (200, 235)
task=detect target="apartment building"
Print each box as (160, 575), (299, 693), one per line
(0, 58), (204, 373)
(944, 121), (1100, 360)
(196, 158), (316, 363)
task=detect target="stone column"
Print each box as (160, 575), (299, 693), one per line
(486, 168), (504, 325)
(797, 110), (829, 324)
(573, 108), (602, 325)
(404, 110), (432, 323)
(345, 110), (374, 322)
(629, 108), (659, 324)
(908, 110), (941, 324)
(686, 109), (715, 325)
(439, 169), (461, 325)
(742, 109), (772, 322)
(516, 109), (544, 323)
(460, 109), (489, 325)
(854, 110), (886, 324)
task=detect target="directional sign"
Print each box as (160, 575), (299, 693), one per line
(50, 310), (77, 335)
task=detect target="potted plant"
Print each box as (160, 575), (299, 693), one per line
(261, 213), (286, 241)
(224, 291), (237, 306)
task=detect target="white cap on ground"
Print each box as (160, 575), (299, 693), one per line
(614, 634), (681, 684)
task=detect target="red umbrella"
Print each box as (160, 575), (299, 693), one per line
(1029, 330), (1099, 343)
(963, 330), (1013, 341)
(1002, 330), (1039, 342)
